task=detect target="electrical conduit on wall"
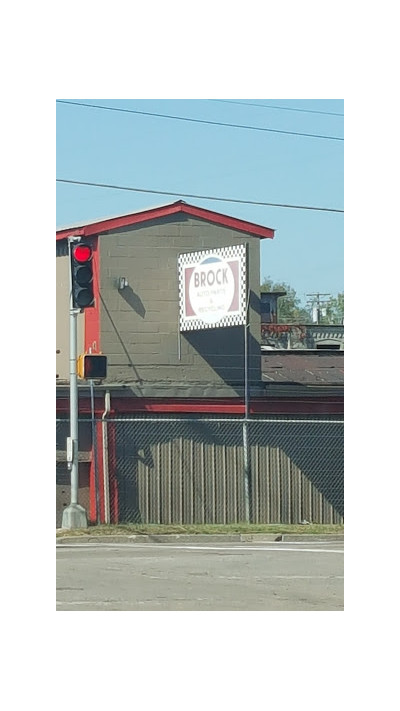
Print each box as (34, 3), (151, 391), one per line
(101, 390), (111, 524)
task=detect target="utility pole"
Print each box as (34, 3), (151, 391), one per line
(61, 236), (88, 530)
(306, 292), (331, 325)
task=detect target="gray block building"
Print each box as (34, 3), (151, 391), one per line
(56, 201), (343, 526)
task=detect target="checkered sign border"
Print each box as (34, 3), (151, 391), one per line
(178, 244), (247, 332)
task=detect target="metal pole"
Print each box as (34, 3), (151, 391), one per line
(90, 379), (101, 524)
(243, 311), (251, 523)
(101, 390), (111, 524)
(242, 243), (251, 523)
(61, 236), (88, 529)
(70, 305), (79, 505)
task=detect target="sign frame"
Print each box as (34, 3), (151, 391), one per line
(178, 244), (247, 332)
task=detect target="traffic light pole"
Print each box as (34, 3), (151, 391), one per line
(61, 237), (88, 530)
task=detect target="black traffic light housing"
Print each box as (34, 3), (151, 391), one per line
(77, 354), (107, 380)
(71, 243), (95, 308)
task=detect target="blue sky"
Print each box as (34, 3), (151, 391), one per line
(56, 99), (343, 306)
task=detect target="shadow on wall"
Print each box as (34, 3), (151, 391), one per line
(118, 286), (146, 319)
(184, 329), (260, 395)
(183, 289), (262, 394)
(99, 293), (144, 383)
(249, 420), (344, 519)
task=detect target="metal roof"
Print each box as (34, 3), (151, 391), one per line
(56, 200), (275, 241)
(261, 351), (344, 386)
(56, 200), (176, 232)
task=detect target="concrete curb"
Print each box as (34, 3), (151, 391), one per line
(56, 533), (344, 545)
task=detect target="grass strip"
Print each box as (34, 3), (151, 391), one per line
(56, 523), (344, 537)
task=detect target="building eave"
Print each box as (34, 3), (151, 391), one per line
(56, 200), (275, 241)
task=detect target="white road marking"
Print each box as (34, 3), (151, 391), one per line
(57, 543), (343, 554)
(153, 545), (344, 553)
(219, 575), (343, 579)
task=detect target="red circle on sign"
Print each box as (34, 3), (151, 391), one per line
(74, 245), (92, 262)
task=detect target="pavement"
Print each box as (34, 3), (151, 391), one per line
(56, 532), (344, 544)
(57, 536), (344, 610)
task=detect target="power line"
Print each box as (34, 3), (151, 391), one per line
(56, 100), (344, 142)
(56, 178), (344, 213)
(210, 99), (344, 117)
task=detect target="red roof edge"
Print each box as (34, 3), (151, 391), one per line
(56, 201), (275, 241)
(56, 395), (343, 416)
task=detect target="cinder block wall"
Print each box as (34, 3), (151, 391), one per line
(98, 214), (261, 397)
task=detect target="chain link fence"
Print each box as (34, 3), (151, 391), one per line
(57, 414), (343, 525)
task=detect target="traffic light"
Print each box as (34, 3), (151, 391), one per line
(71, 243), (94, 308)
(77, 354), (107, 379)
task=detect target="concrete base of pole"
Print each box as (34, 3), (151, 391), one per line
(61, 503), (88, 530)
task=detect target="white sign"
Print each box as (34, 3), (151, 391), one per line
(178, 245), (247, 331)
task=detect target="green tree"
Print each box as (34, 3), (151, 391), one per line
(260, 277), (311, 323)
(321, 292), (344, 325)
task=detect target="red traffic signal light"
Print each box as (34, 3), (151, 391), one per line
(73, 245), (92, 263)
(77, 354), (107, 380)
(71, 243), (94, 308)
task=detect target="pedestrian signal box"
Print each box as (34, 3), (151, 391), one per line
(77, 354), (107, 380)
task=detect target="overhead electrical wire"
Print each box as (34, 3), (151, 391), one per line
(56, 178), (344, 213)
(56, 100), (344, 142)
(210, 99), (344, 117)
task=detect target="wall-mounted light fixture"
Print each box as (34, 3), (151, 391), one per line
(117, 277), (129, 290)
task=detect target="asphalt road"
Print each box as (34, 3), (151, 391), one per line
(56, 540), (344, 611)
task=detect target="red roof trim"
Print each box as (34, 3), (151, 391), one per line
(56, 201), (275, 241)
(56, 396), (343, 416)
